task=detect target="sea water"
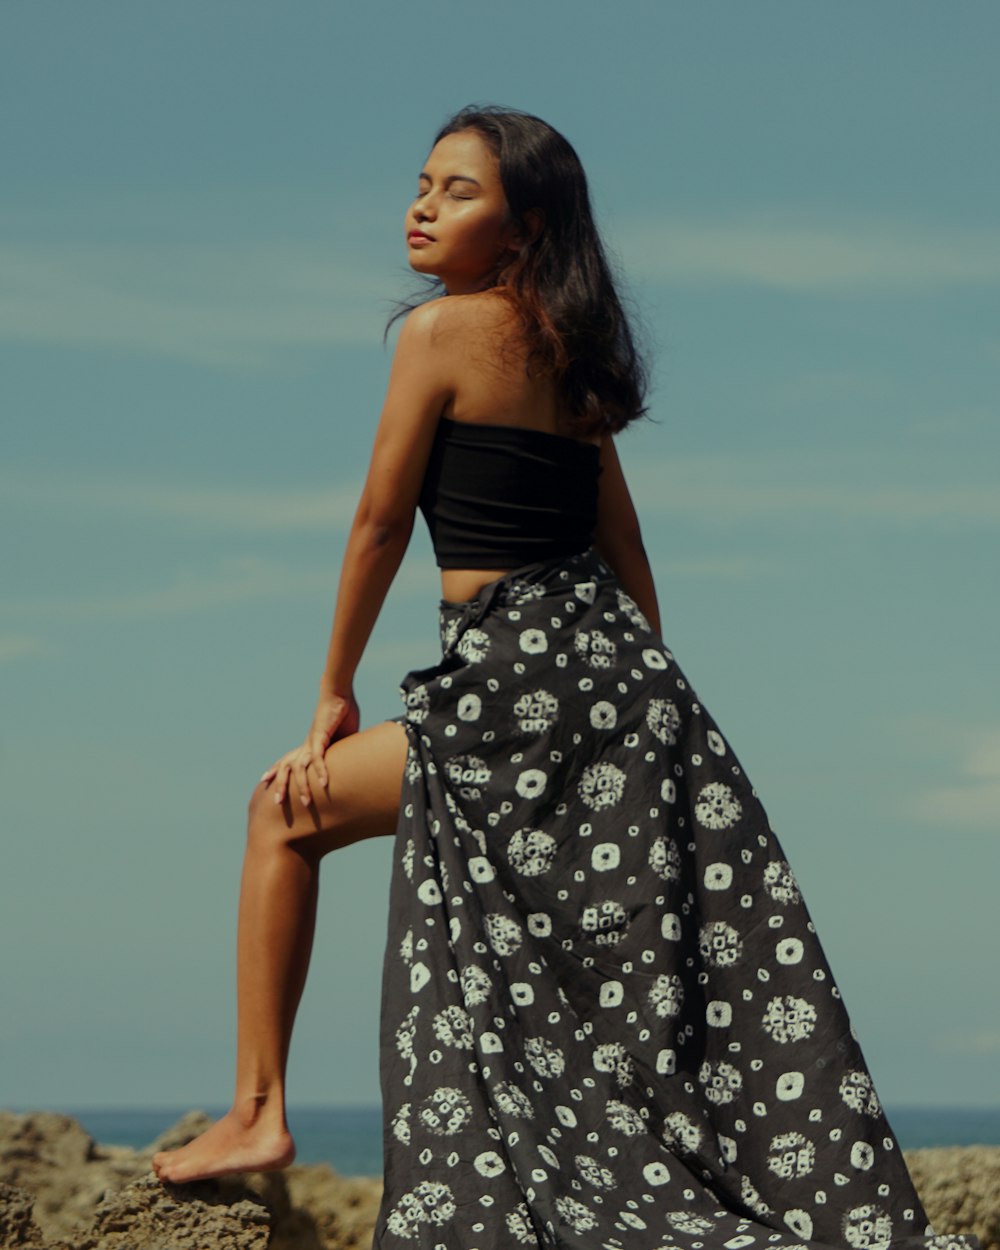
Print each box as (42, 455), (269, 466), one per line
(36, 1103), (1000, 1177)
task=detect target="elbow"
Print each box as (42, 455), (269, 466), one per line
(361, 510), (412, 550)
(372, 523), (405, 550)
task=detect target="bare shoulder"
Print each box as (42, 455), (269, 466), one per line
(393, 295), (454, 347)
(380, 298), (458, 421)
(456, 289), (522, 333)
(392, 293), (494, 352)
(396, 293), (523, 385)
(387, 298), (463, 393)
(430, 290), (520, 339)
(455, 291), (530, 370)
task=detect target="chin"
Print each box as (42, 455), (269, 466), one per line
(409, 258), (442, 280)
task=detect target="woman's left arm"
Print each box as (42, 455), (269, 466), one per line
(592, 433), (662, 637)
(264, 298), (455, 806)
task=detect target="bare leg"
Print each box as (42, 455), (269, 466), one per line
(151, 718), (409, 1183)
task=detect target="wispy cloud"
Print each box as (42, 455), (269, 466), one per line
(0, 635), (46, 663)
(616, 214), (1000, 291)
(9, 449), (998, 538)
(905, 727), (1000, 833)
(907, 406), (997, 437)
(3, 474), (363, 531)
(929, 1028), (1000, 1057)
(2, 553), (441, 624)
(625, 455), (1000, 526)
(7, 214), (994, 372)
(0, 242), (397, 368)
(363, 636), (441, 675)
(3, 557), (334, 621)
(650, 554), (784, 580)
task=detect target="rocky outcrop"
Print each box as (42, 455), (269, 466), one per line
(908, 1145), (1000, 1250)
(0, 1109), (381, 1249)
(279, 1162), (382, 1250)
(0, 1112), (143, 1237)
(0, 1108), (995, 1249)
(0, 1181), (47, 1249)
(65, 1173), (271, 1250)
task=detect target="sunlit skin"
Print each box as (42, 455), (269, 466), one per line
(405, 129), (528, 295)
(405, 130), (560, 604)
(150, 127), (660, 1185)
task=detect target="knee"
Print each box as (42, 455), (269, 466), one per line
(246, 780), (294, 849)
(245, 774), (335, 862)
(247, 778), (271, 824)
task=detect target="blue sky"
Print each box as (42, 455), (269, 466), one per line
(2, 1), (997, 1114)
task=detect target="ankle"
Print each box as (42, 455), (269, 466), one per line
(232, 1091), (287, 1133)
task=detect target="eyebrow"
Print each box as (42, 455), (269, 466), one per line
(417, 172), (482, 187)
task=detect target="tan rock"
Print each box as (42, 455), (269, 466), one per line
(0, 1108), (384, 1249)
(278, 1163), (382, 1250)
(6, 1107), (994, 1250)
(66, 1172), (270, 1250)
(904, 1145), (1000, 1250)
(0, 1111), (142, 1239)
(0, 1181), (47, 1249)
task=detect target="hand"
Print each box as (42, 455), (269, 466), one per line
(260, 689), (361, 809)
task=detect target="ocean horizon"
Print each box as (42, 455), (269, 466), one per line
(6, 1104), (998, 1178)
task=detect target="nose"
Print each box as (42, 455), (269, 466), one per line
(414, 189), (438, 223)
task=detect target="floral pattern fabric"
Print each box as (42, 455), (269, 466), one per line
(372, 546), (978, 1250)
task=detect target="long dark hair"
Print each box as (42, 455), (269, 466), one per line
(384, 104), (652, 438)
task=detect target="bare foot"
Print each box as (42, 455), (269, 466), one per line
(151, 1107), (296, 1184)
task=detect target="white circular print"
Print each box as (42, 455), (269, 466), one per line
(377, 547), (968, 1250)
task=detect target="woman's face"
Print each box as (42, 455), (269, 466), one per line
(405, 129), (521, 295)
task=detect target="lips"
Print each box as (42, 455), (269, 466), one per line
(408, 230), (434, 241)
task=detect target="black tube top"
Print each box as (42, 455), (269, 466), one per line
(418, 417), (603, 569)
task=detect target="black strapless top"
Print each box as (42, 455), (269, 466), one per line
(418, 417), (603, 569)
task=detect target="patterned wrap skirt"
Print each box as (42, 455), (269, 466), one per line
(372, 545), (979, 1250)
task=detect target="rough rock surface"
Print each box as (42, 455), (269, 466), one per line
(908, 1145), (1000, 1250)
(279, 1163), (382, 1250)
(0, 1181), (47, 1249)
(65, 1173), (270, 1250)
(0, 1111), (142, 1237)
(0, 1108), (382, 1249)
(1, 1107), (996, 1249)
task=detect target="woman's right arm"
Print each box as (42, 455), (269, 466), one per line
(592, 433), (663, 638)
(263, 298), (456, 807)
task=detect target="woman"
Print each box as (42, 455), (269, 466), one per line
(152, 106), (977, 1250)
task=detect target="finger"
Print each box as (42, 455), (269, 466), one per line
(260, 764), (277, 783)
(310, 740), (329, 790)
(295, 760), (313, 808)
(273, 761), (290, 805)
